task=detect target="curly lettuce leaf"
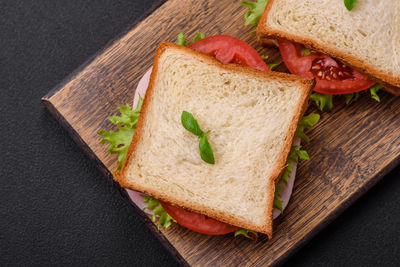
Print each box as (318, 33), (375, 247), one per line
(296, 113), (320, 144)
(260, 54), (281, 70)
(234, 228), (258, 241)
(176, 32), (188, 47)
(267, 63), (279, 70)
(177, 32), (206, 47)
(346, 84), (383, 104)
(282, 145), (308, 178)
(273, 147), (308, 213)
(274, 113), (320, 214)
(98, 97), (143, 171)
(193, 32), (205, 43)
(241, 0), (268, 33)
(142, 195), (176, 230)
(310, 93), (333, 112)
(273, 198), (284, 213)
(311, 83), (383, 110)
(301, 48), (311, 56)
(344, 92), (360, 105)
(99, 99), (176, 230)
(293, 145), (310, 160)
(369, 84), (383, 102)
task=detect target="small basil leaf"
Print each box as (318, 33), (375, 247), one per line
(199, 134), (215, 164)
(344, 0), (357, 11)
(181, 111), (203, 136)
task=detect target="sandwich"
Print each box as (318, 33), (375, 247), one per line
(242, 0), (399, 111)
(99, 33), (320, 239)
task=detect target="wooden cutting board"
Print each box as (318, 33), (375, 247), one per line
(41, 0), (400, 266)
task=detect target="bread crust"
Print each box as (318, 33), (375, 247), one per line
(116, 42), (315, 238)
(257, 0), (400, 95)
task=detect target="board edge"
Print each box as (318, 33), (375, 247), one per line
(274, 154), (400, 266)
(41, 97), (190, 267)
(38, 0), (400, 263)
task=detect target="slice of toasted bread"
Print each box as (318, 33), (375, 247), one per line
(257, 0), (400, 93)
(116, 42), (314, 237)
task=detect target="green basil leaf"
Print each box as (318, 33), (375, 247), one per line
(199, 134), (215, 164)
(344, 0), (357, 11)
(310, 93), (333, 111)
(181, 111), (203, 136)
(176, 32), (188, 47)
(369, 83), (383, 102)
(181, 111), (215, 164)
(260, 54), (269, 60)
(193, 32), (205, 43)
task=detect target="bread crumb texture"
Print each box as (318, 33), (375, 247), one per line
(265, 0), (400, 77)
(126, 47), (304, 227)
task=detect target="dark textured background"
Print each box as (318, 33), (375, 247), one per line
(1, 0), (399, 266)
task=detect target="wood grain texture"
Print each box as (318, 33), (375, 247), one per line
(42, 0), (400, 266)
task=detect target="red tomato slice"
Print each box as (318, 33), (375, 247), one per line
(160, 201), (239, 235)
(190, 35), (269, 71)
(157, 35), (267, 235)
(278, 39), (374, 94)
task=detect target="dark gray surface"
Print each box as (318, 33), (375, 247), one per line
(1, 0), (399, 266)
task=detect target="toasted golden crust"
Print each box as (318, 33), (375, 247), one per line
(257, 0), (400, 95)
(116, 42), (314, 238)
